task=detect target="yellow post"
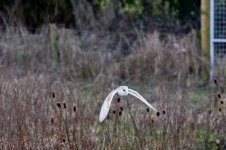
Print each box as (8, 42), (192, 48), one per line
(50, 24), (60, 63)
(201, 0), (210, 78)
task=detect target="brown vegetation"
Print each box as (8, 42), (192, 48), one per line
(0, 26), (225, 149)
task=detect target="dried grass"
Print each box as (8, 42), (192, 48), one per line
(0, 26), (225, 149)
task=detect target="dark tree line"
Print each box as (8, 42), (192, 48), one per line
(0, 0), (200, 33)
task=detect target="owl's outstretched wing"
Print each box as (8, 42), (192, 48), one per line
(128, 89), (157, 112)
(99, 89), (118, 122)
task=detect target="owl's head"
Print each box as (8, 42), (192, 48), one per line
(117, 86), (129, 96)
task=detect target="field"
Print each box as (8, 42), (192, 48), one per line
(0, 26), (226, 150)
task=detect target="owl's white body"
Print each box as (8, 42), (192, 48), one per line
(99, 86), (157, 122)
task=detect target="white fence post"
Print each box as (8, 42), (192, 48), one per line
(210, 0), (214, 80)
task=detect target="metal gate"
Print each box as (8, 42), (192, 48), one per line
(210, 0), (226, 77)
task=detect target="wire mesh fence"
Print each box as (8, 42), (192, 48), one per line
(214, 0), (226, 39)
(211, 0), (226, 77)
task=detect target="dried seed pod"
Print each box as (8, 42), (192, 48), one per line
(146, 108), (150, 112)
(62, 139), (66, 143)
(214, 78), (218, 85)
(151, 119), (155, 123)
(156, 112), (160, 117)
(56, 102), (61, 108)
(73, 105), (77, 112)
(219, 108), (222, 112)
(52, 92), (55, 98)
(120, 106), (123, 111)
(113, 110), (116, 114)
(119, 111), (122, 116)
(217, 93), (221, 99)
(220, 101), (224, 104)
(51, 118), (54, 124)
(117, 98), (121, 103)
(63, 102), (67, 109)
(163, 110), (166, 114)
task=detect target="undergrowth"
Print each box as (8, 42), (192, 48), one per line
(0, 26), (225, 149)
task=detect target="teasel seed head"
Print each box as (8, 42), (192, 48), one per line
(51, 118), (54, 124)
(214, 78), (218, 85)
(52, 92), (55, 98)
(56, 102), (61, 108)
(217, 93), (221, 99)
(113, 110), (116, 114)
(73, 105), (77, 112)
(163, 110), (166, 114)
(119, 111), (122, 116)
(63, 102), (67, 109)
(157, 112), (160, 117)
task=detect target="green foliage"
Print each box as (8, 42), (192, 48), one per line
(93, 0), (110, 10)
(0, 0), (200, 30)
(167, 0), (200, 22)
(194, 129), (224, 150)
(122, 0), (143, 14)
(91, 0), (200, 29)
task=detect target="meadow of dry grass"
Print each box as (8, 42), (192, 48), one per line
(0, 26), (226, 150)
